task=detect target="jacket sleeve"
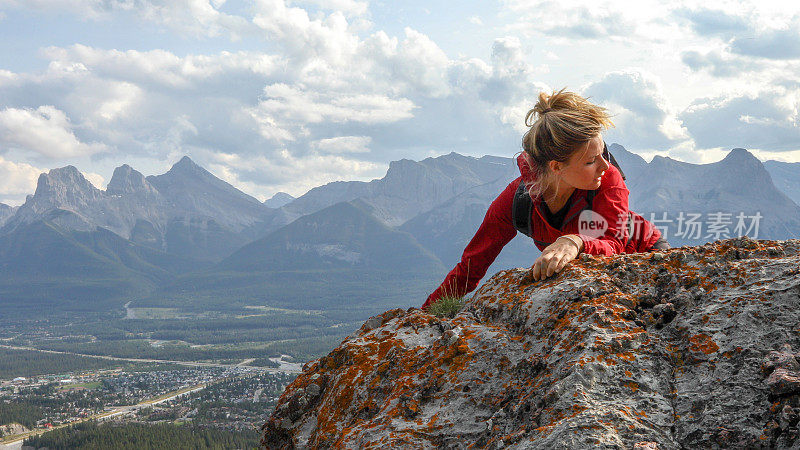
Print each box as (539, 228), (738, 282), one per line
(422, 179), (520, 310)
(576, 167), (630, 256)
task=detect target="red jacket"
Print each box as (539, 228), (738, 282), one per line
(422, 154), (662, 309)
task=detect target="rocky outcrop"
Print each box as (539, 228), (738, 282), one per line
(262, 237), (800, 448)
(0, 203), (14, 227)
(106, 164), (160, 196)
(7, 166), (107, 232)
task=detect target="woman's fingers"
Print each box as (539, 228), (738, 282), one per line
(532, 255), (555, 280)
(530, 259), (542, 280)
(546, 255), (563, 277)
(531, 257), (547, 280)
(533, 250), (574, 280)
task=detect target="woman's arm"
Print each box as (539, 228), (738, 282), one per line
(422, 179), (519, 310)
(577, 184), (630, 255)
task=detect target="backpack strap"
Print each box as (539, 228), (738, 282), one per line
(512, 180), (533, 237)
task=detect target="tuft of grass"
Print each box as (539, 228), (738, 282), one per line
(428, 295), (465, 318)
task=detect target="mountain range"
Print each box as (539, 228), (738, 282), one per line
(0, 145), (798, 317)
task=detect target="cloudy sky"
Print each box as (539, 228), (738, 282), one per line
(1, 0), (799, 205)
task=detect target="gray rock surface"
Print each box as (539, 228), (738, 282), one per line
(6, 166), (107, 233)
(262, 237), (800, 448)
(0, 203), (14, 227)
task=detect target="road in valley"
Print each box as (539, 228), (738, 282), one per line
(0, 344), (301, 374)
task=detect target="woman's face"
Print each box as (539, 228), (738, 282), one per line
(557, 134), (610, 191)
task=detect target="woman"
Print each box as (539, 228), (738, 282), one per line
(422, 89), (668, 310)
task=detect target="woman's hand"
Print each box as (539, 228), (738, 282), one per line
(530, 235), (583, 281)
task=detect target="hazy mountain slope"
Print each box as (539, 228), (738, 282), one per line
(0, 219), (155, 315)
(143, 157), (275, 260)
(146, 156), (268, 231)
(0, 203), (14, 227)
(606, 143), (648, 210)
(218, 200), (443, 273)
(3, 166), (108, 234)
(400, 178), (539, 274)
(3, 147), (800, 318)
(764, 160), (800, 207)
(274, 153), (517, 229)
(137, 201), (446, 313)
(627, 148), (800, 245)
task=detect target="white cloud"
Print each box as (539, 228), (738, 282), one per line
(729, 18), (800, 60)
(253, 0), (359, 66)
(672, 6), (752, 40)
(0, 69), (17, 87)
(312, 135), (371, 153)
(581, 70), (689, 151)
(392, 28), (451, 98)
(69, 79), (142, 123)
(40, 45), (280, 89)
(83, 171), (105, 190)
(206, 149), (383, 198)
(4, 0), (799, 206)
(680, 88), (800, 152)
(0, 106), (107, 159)
(674, 5), (800, 61)
(295, 0), (368, 16)
(248, 84), (415, 142)
(0, 156), (43, 205)
(681, 49), (762, 77)
(502, 0), (655, 42)
(0, 0), (253, 38)
(750, 149), (800, 162)
(456, 37), (549, 134)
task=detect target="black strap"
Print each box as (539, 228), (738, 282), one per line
(512, 181), (533, 237)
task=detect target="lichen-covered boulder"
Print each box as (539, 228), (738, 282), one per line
(262, 238), (800, 449)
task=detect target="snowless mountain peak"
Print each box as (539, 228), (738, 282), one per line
(720, 147), (760, 166)
(264, 192), (295, 209)
(107, 164), (158, 195)
(34, 165), (99, 199)
(169, 156), (203, 173)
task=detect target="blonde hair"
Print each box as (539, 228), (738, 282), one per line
(521, 88), (614, 200)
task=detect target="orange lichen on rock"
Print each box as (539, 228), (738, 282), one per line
(262, 237), (800, 449)
(688, 333), (720, 355)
